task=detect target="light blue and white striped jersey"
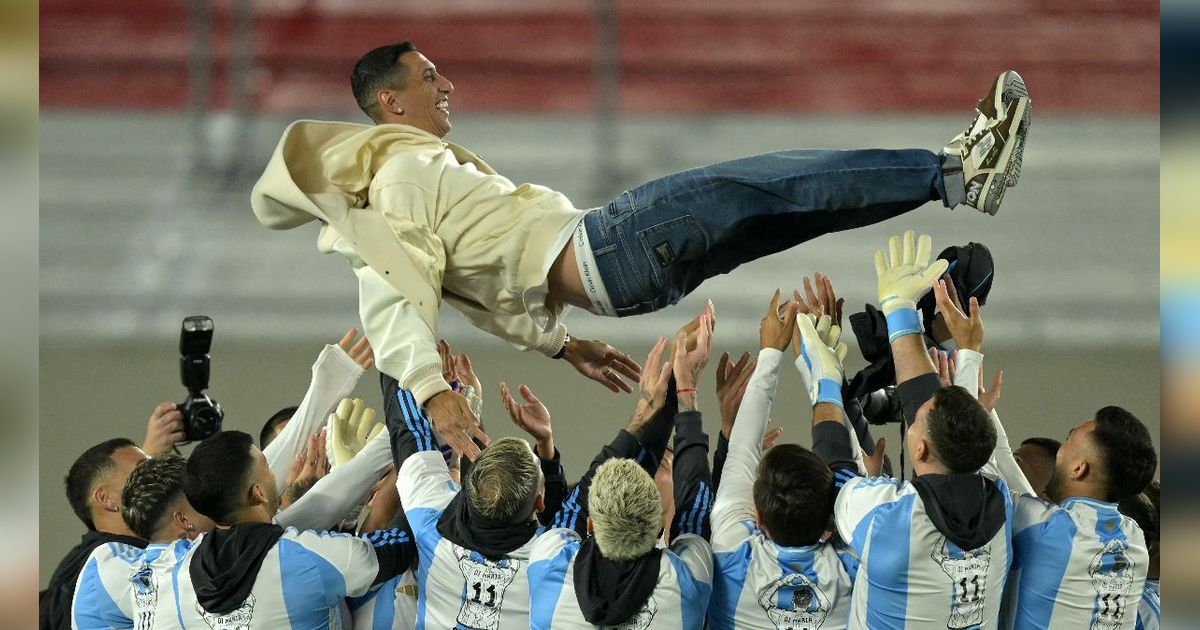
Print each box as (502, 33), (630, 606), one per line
(527, 528), (713, 630)
(398, 450), (539, 630)
(1003, 495), (1148, 630)
(347, 570), (419, 630)
(174, 527), (381, 629)
(708, 522), (856, 630)
(709, 348), (858, 630)
(1135, 579), (1159, 630)
(71, 540), (145, 629)
(127, 538), (194, 630)
(835, 475), (1015, 630)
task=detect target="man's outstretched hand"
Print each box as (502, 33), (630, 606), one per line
(425, 390), (490, 461)
(562, 337), (642, 393)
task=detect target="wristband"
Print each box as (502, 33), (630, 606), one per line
(552, 334), (571, 359)
(884, 308), (923, 343)
(676, 387), (697, 394)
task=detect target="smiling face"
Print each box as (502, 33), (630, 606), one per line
(381, 51), (454, 137)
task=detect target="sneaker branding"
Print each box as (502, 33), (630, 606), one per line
(971, 132), (996, 169)
(966, 176), (985, 205)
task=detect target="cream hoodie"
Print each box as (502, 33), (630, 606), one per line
(252, 120), (583, 404)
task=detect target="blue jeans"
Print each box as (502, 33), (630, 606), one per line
(583, 148), (954, 316)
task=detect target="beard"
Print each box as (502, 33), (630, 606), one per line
(1044, 472), (1064, 503)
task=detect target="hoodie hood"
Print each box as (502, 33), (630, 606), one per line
(436, 492), (539, 562)
(40, 531), (146, 629)
(572, 537), (662, 626)
(250, 119), (479, 231)
(189, 523), (284, 615)
(912, 473), (1006, 551)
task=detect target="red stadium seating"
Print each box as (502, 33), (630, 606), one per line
(39, 0), (1158, 113)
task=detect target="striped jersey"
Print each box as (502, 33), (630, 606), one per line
(527, 528), (713, 629)
(71, 540), (145, 629)
(174, 527), (383, 629)
(347, 570), (419, 630)
(398, 450), (539, 630)
(1136, 579), (1159, 630)
(834, 474), (1015, 630)
(127, 538), (194, 630)
(1004, 495), (1148, 630)
(709, 348), (857, 630)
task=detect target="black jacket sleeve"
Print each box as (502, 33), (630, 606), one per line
(670, 410), (713, 541)
(537, 448), (568, 526)
(711, 430), (730, 494)
(812, 420), (859, 485)
(380, 373), (443, 472)
(365, 503), (419, 587)
(897, 372), (941, 427)
(634, 376), (678, 468)
(548, 429), (646, 537)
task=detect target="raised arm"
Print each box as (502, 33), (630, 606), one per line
(499, 382), (568, 526)
(874, 230), (948, 424)
(933, 279), (1036, 496)
(264, 328), (373, 490)
(276, 427), (393, 531)
(711, 291), (795, 550)
(669, 309), (717, 542)
(550, 336), (674, 536)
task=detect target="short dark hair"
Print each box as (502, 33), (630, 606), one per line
(351, 42), (418, 122)
(1091, 406), (1157, 502)
(260, 406), (297, 449)
(122, 455), (186, 540)
(65, 438), (138, 530)
(926, 386), (996, 474)
(1019, 437), (1062, 458)
(753, 445), (832, 547)
(184, 431), (256, 524)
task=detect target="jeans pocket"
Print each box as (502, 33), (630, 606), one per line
(634, 216), (708, 302)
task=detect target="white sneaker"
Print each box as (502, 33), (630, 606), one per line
(945, 70), (1032, 188)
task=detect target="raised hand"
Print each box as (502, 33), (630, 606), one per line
(874, 230), (949, 317)
(500, 382), (554, 457)
(863, 436), (888, 477)
(338, 327), (375, 371)
(628, 336), (674, 435)
(425, 390), (490, 461)
(563, 337), (643, 393)
(794, 313), (849, 408)
(715, 351), (755, 440)
(281, 428), (329, 508)
(978, 367), (1003, 413)
(928, 347), (957, 388)
(795, 272), (845, 328)
(934, 277), (984, 352)
(760, 289), (800, 351)
(142, 402), (186, 456)
(327, 397), (383, 469)
(673, 310), (714, 410)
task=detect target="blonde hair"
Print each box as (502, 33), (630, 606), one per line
(590, 459), (662, 561)
(467, 437), (540, 523)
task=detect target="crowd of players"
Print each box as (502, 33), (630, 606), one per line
(42, 230), (1160, 629)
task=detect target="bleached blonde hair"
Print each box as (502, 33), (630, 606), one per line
(590, 458), (662, 561)
(467, 437), (540, 523)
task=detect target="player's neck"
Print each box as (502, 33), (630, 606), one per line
(92, 511), (138, 539)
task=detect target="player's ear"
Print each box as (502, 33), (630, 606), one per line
(249, 482), (266, 507)
(1071, 457), (1090, 482)
(534, 492), (545, 514)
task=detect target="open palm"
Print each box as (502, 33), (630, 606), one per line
(500, 382), (552, 443)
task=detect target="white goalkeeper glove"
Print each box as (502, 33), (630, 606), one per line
(793, 313), (849, 408)
(326, 397), (383, 469)
(873, 230), (949, 342)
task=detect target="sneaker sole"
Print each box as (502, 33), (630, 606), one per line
(980, 96), (1030, 215)
(996, 72), (1031, 187)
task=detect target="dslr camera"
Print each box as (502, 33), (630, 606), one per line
(177, 316), (224, 442)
